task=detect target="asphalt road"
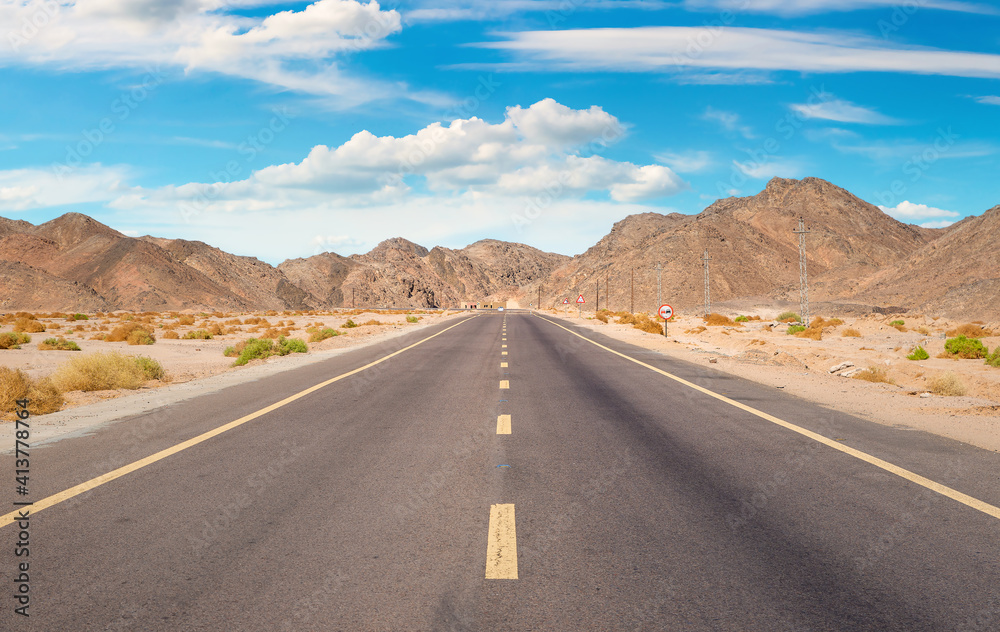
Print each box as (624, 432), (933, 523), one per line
(3, 311), (1000, 631)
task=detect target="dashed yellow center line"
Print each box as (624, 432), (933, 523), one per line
(497, 414), (511, 435)
(500, 380), (510, 389)
(501, 362), (508, 368)
(535, 314), (1000, 522)
(502, 351), (508, 356)
(502, 344), (507, 348)
(485, 504), (518, 579)
(0, 316), (480, 530)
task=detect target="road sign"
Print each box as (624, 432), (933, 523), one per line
(658, 304), (674, 320)
(562, 298), (569, 304)
(576, 295), (585, 304)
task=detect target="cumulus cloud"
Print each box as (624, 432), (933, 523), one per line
(0, 165), (132, 212)
(111, 98), (684, 216)
(1, 0), (412, 106)
(878, 201), (960, 225)
(790, 96), (901, 125)
(476, 27), (1000, 80)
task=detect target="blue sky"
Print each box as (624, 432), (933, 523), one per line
(1, 0), (998, 264)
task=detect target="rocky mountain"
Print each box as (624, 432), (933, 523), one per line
(539, 177), (936, 313)
(0, 177), (994, 315)
(853, 204), (1000, 318)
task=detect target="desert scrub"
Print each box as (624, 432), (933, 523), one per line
(13, 317), (46, 333)
(38, 337), (81, 351)
(786, 325), (806, 335)
(0, 332), (32, 349)
(177, 315), (196, 326)
(231, 338), (275, 366)
(134, 356), (167, 381)
(852, 366), (895, 385)
(943, 336), (987, 359)
(985, 346), (1000, 368)
(66, 313), (89, 321)
(163, 330), (180, 339)
(406, 315), (421, 323)
(632, 313), (663, 334)
(278, 336), (308, 355)
(889, 319), (906, 332)
(842, 328), (862, 338)
(105, 322), (155, 345)
(704, 313), (738, 326)
(927, 372), (966, 396)
(734, 315), (749, 322)
(777, 312), (801, 323)
(595, 310), (610, 323)
(341, 319), (359, 328)
(0, 368), (64, 416)
(183, 329), (213, 340)
(309, 327), (339, 342)
(52, 352), (165, 391)
(793, 327), (823, 340)
(360, 320), (387, 326)
(906, 346), (930, 361)
(946, 323), (991, 338)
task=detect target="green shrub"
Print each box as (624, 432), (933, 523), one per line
(985, 346), (1000, 368)
(406, 315), (420, 323)
(223, 346), (239, 358)
(0, 332), (32, 349)
(342, 319), (358, 328)
(890, 320), (905, 326)
(183, 329), (213, 340)
(232, 338), (275, 366)
(134, 356), (166, 381)
(38, 337), (81, 351)
(734, 315), (749, 322)
(777, 312), (801, 323)
(786, 325), (806, 335)
(308, 327), (339, 342)
(277, 337), (307, 355)
(906, 346), (930, 361)
(73, 313), (89, 320)
(944, 336), (987, 359)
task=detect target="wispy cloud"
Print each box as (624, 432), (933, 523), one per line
(702, 107), (755, 138)
(683, 0), (998, 15)
(790, 95), (902, 125)
(656, 150), (713, 173)
(974, 95), (1000, 105)
(476, 27), (1000, 79)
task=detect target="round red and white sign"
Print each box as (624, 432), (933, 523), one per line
(658, 304), (674, 320)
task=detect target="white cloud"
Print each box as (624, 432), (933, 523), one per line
(975, 95), (1000, 105)
(878, 201), (960, 223)
(477, 27), (1000, 79)
(702, 107), (754, 138)
(732, 158), (803, 180)
(1, 0), (418, 107)
(404, 0), (669, 22)
(0, 165), (132, 212)
(109, 99), (685, 218)
(790, 96), (901, 125)
(682, 0), (997, 15)
(656, 150), (713, 173)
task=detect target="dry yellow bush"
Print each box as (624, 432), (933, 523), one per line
(177, 315), (196, 326)
(704, 313), (738, 326)
(0, 367), (64, 416)
(852, 366), (895, 385)
(794, 327), (823, 341)
(106, 322), (155, 345)
(927, 372), (966, 396)
(52, 352), (153, 391)
(842, 328), (862, 338)
(633, 313), (662, 334)
(946, 323), (991, 338)
(13, 318), (46, 333)
(163, 330), (180, 339)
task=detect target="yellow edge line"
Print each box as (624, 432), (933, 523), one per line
(535, 314), (1000, 521)
(1, 316), (478, 529)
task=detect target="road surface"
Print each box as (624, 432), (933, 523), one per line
(3, 312), (999, 630)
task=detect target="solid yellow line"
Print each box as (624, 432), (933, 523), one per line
(500, 380), (510, 389)
(497, 414), (511, 435)
(535, 315), (1000, 522)
(485, 503), (518, 579)
(501, 362), (508, 368)
(0, 316), (478, 530)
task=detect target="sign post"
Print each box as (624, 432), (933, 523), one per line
(576, 294), (585, 318)
(658, 304), (673, 337)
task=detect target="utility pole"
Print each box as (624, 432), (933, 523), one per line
(656, 263), (662, 310)
(794, 217), (810, 327)
(630, 268), (634, 313)
(701, 249), (712, 316)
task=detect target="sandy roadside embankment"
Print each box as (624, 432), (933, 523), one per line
(542, 308), (1000, 453)
(1, 309), (471, 449)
